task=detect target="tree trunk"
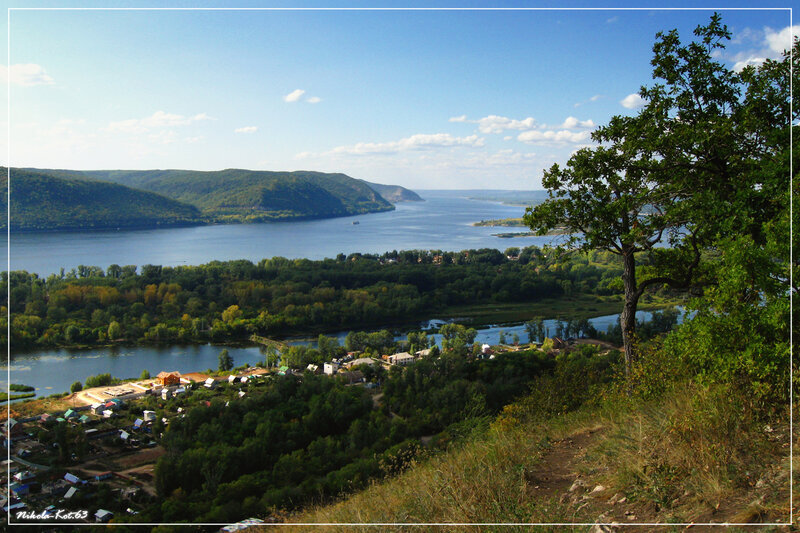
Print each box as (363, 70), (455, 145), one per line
(620, 247), (639, 380)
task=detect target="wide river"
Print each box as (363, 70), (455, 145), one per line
(3, 189), (583, 397)
(5, 190), (562, 277)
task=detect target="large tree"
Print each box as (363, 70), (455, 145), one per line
(524, 15), (791, 378)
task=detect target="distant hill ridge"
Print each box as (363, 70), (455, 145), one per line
(1, 168), (202, 232)
(8, 167), (422, 231)
(359, 179), (424, 203)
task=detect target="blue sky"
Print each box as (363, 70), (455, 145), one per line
(1, 3), (794, 189)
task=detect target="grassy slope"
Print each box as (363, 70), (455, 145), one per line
(287, 385), (791, 531)
(2, 168), (202, 231)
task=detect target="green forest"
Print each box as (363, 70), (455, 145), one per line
(0, 168), (203, 231)
(4, 246), (655, 350)
(2, 167), (416, 231)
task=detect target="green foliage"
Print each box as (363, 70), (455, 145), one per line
(406, 331), (432, 354)
(84, 373), (119, 388)
(1, 168), (201, 231)
(664, 235), (789, 413)
(439, 323), (477, 355)
(70, 381), (83, 393)
(9, 383), (34, 392)
(0, 392), (35, 402)
(4, 246), (630, 350)
(218, 349), (234, 372)
(281, 345), (322, 368)
(69, 168), (396, 221)
(141, 369), (151, 380)
(523, 15), (791, 377)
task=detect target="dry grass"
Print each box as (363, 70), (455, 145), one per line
(282, 383), (789, 531)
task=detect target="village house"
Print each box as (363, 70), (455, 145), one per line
(13, 470), (35, 482)
(323, 362), (339, 375)
(156, 371), (181, 387)
(9, 482), (29, 498)
(63, 472), (82, 484)
(3, 418), (24, 440)
(388, 352), (415, 366)
(95, 472), (113, 482)
(346, 357), (378, 369)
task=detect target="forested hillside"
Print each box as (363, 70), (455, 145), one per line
(1, 168), (202, 231)
(359, 179), (424, 202)
(53, 168), (396, 222)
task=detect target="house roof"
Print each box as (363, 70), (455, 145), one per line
(348, 357), (377, 367)
(157, 371), (181, 379)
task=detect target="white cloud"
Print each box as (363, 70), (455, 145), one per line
(730, 25), (798, 72)
(620, 93), (647, 110)
(517, 129), (591, 144)
(765, 25), (799, 54)
(452, 114), (537, 134)
(300, 133), (485, 157)
(733, 57), (767, 72)
(235, 126), (258, 134)
(284, 89), (305, 102)
(106, 110), (212, 133)
(557, 116), (595, 129)
(0, 63), (54, 86)
(606, 16), (618, 24)
(574, 94), (603, 108)
(306, 96), (321, 104)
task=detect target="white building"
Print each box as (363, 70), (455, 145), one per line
(389, 352), (415, 366)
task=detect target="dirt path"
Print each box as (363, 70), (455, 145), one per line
(525, 427), (600, 502)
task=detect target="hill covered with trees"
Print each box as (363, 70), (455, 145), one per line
(359, 179), (424, 202)
(7, 168), (419, 230)
(42, 168), (397, 223)
(1, 168), (203, 231)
